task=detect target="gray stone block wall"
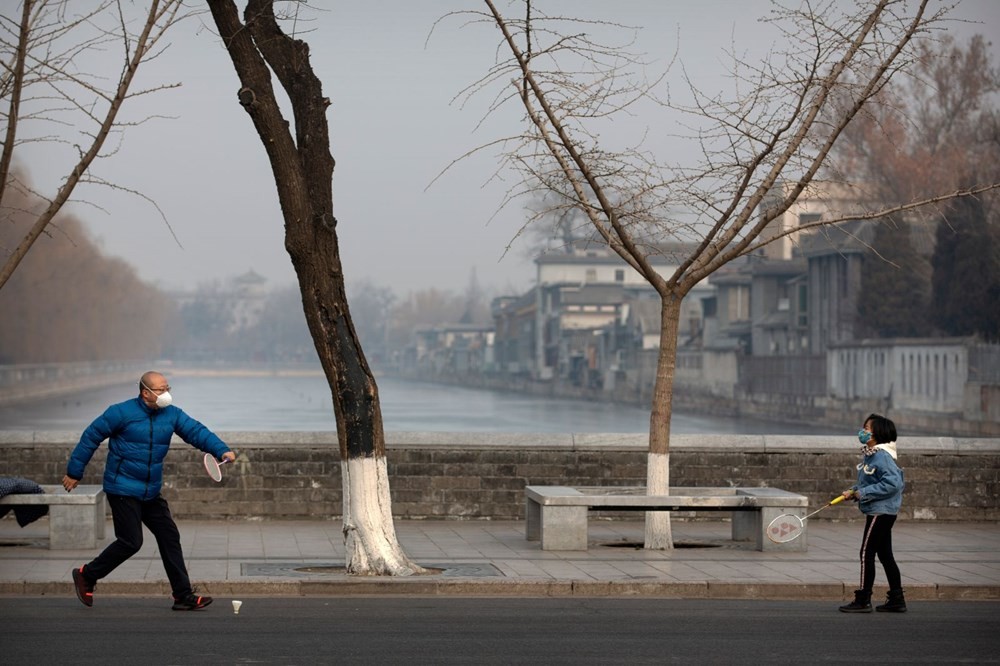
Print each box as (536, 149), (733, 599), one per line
(0, 432), (996, 521)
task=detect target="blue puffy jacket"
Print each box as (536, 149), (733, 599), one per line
(66, 397), (230, 501)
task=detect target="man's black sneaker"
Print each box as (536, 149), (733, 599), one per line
(72, 566), (94, 607)
(172, 593), (213, 611)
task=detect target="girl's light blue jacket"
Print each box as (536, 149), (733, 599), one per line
(852, 442), (904, 515)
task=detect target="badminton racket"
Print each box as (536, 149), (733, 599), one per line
(203, 453), (231, 482)
(766, 495), (847, 543)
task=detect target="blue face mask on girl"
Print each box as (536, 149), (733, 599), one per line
(858, 429), (872, 445)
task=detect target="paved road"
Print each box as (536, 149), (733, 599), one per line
(2, 597), (998, 664)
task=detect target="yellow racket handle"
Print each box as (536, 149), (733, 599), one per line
(830, 495), (846, 506)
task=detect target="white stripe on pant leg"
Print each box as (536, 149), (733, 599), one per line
(859, 515), (879, 590)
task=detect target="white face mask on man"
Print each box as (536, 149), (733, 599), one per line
(141, 381), (173, 408)
(152, 391), (173, 408)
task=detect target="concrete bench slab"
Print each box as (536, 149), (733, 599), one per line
(0, 485), (106, 549)
(525, 486), (808, 552)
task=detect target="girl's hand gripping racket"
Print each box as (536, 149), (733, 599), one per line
(203, 453), (230, 482)
(767, 495), (846, 544)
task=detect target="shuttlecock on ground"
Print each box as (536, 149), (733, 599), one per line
(232, 600), (242, 615)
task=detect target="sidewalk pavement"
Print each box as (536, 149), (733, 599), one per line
(1, 517), (998, 601)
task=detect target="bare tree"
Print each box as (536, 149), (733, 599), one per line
(0, 0), (187, 289)
(455, 0), (1000, 548)
(206, 0), (424, 575)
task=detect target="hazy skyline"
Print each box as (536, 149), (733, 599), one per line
(13, 0), (1000, 296)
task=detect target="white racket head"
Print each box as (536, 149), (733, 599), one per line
(203, 453), (223, 482)
(767, 513), (805, 543)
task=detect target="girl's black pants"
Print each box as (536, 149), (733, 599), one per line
(859, 513), (902, 592)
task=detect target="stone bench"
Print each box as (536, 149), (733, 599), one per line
(525, 486), (809, 552)
(0, 485), (106, 549)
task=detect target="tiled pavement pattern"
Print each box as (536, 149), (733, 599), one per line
(2, 518), (998, 600)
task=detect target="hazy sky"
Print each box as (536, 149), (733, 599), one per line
(14, 0), (1000, 296)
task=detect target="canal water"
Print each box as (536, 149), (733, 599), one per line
(0, 374), (842, 435)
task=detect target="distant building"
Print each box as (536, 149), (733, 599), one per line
(228, 269), (268, 333)
(756, 180), (871, 260)
(491, 292), (536, 375)
(703, 255), (809, 356)
(702, 258), (752, 352)
(489, 239), (709, 383)
(408, 322), (494, 375)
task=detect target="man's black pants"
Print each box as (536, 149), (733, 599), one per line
(83, 493), (192, 598)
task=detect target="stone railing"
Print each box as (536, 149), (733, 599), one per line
(0, 362), (149, 406)
(1, 432), (996, 522)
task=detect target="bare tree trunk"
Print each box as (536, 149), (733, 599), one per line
(644, 294), (681, 549)
(0, 0), (31, 209)
(207, 0), (422, 575)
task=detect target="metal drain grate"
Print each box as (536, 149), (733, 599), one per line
(242, 562), (503, 578)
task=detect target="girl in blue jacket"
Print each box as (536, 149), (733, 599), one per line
(839, 413), (906, 613)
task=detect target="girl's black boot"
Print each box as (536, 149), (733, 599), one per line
(839, 589), (873, 613)
(876, 589), (907, 613)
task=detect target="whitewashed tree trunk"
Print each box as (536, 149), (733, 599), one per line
(644, 452), (672, 549)
(643, 296), (682, 549)
(343, 457), (425, 575)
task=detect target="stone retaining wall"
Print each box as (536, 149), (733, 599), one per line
(1, 433), (996, 522)
(0, 362), (149, 406)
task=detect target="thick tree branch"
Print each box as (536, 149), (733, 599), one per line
(0, 0), (31, 208)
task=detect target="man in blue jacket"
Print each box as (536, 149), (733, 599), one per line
(62, 371), (236, 610)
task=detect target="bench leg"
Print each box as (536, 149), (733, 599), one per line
(731, 511), (756, 544)
(48, 504), (100, 550)
(96, 494), (106, 540)
(526, 498), (541, 541)
(539, 506), (588, 551)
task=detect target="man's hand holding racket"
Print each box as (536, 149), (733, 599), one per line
(204, 450), (237, 482)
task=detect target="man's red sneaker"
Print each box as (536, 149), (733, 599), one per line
(72, 567), (94, 607)
(172, 593), (213, 611)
